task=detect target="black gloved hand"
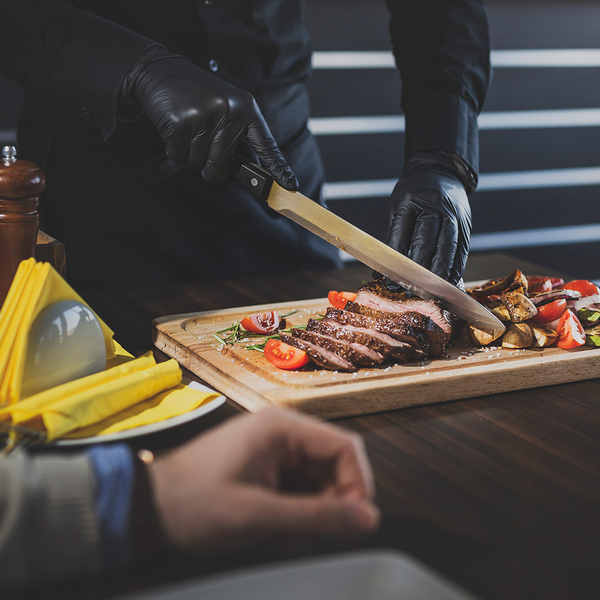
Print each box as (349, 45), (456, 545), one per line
(384, 150), (475, 286)
(121, 48), (298, 190)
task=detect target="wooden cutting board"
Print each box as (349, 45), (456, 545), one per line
(153, 297), (600, 419)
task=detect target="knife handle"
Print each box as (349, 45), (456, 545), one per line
(232, 153), (273, 201)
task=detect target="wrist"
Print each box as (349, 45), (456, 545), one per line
(402, 150), (478, 195)
(130, 449), (170, 563)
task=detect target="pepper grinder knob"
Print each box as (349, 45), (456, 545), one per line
(0, 146), (46, 307)
(2, 145), (17, 164)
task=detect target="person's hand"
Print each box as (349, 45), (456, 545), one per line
(384, 151), (474, 286)
(122, 48), (298, 190)
(146, 407), (380, 554)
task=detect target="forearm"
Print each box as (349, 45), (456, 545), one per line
(0, 0), (159, 139)
(0, 452), (101, 587)
(385, 0), (491, 175)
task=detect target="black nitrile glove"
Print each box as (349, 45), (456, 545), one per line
(384, 150), (476, 286)
(121, 48), (298, 190)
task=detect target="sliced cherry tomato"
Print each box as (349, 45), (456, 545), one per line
(328, 290), (357, 310)
(561, 280), (600, 297)
(531, 299), (567, 324)
(555, 309), (586, 350)
(240, 310), (280, 334)
(264, 338), (310, 370)
(526, 276), (552, 294)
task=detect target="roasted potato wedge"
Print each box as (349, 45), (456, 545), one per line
(529, 324), (559, 348)
(468, 323), (504, 346)
(501, 291), (538, 323)
(502, 323), (534, 349)
(491, 305), (511, 322)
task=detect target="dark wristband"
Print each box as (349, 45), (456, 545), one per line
(130, 449), (169, 563)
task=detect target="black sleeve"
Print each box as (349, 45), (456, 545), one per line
(0, 1), (160, 139)
(385, 0), (491, 175)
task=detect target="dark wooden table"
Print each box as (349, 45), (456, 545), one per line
(31, 253), (600, 600)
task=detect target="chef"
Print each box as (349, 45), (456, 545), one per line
(0, 1), (490, 291)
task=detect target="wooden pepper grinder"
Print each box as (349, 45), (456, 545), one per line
(0, 146), (46, 307)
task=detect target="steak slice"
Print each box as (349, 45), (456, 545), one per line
(325, 308), (429, 358)
(345, 301), (449, 357)
(291, 328), (384, 366)
(355, 280), (452, 336)
(279, 333), (356, 372)
(307, 318), (418, 363)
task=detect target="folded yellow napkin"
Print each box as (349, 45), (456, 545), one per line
(62, 383), (219, 439)
(0, 352), (184, 440)
(0, 259), (220, 442)
(0, 258), (115, 406)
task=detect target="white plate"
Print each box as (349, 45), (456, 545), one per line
(115, 550), (478, 600)
(53, 381), (226, 447)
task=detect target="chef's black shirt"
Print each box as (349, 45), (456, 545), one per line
(0, 0), (490, 174)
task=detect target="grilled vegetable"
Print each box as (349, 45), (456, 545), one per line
(502, 323), (534, 349)
(555, 309), (586, 350)
(467, 324), (504, 346)
(501, 291), (538, 323)
(491, 305), (511, 322)
(529, 324), (559, 348)
(532, 299), (567, 324)
(468, 269), (529, 298)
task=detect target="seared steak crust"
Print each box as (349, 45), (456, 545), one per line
(291, 328), (384, 366)
(279, 333), (356, 372)
(325, 308), (430, 358)
(355, 280), (452, 336)
(307, 318), (418, 363)
(345, 301), (449, 357)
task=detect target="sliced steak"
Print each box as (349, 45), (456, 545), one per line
(279, 333), (356, 372)
(307, 318), (418, 363)
(355, 280), (452, 337)
(345, 301), (449, 357)
(291, 328), (384, 366)
(325, 308), (430, 358)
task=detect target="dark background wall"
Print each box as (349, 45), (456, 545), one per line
(1, 1), (599, 280)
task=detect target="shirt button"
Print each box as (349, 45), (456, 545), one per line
(80, 106), (92, 118)
(203, 0), (213, 5)
(208, 59), (219, 72)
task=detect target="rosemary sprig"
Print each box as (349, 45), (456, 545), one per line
(213, 309), (316, 352)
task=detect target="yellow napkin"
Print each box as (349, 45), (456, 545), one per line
(62, 383), (219, 439)
(0, 258), (115, 406)
(0, 259), (219, 442)
(0, 352), (185, 440)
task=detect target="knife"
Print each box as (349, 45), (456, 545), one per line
(234, 154), (505, 331)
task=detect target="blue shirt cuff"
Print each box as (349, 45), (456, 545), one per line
(87, 444), (134, 570)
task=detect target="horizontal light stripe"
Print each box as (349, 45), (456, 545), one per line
(312, 49), (600, 70)
(340, 223), (600, 263)
(309, 108), (600, 136)
(0, 130), (16, 143)
(312, 52), (396, 69)
(491, 49), (600, 68)
(470, 223), (600, 251)
(323, 166), (600, 200)
(310, 115), (405, 135)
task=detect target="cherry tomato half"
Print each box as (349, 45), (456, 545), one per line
(328, 290), (357, 310)
(531, 299), (567, 324)
(527, 276), (552, 294)
(264, 338), (310, 370)
(240, 310), (280, 334)
(555, 309), (586, 350)
(561, 280), (600, 297)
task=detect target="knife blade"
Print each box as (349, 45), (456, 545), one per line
(234, 155), (505, 331)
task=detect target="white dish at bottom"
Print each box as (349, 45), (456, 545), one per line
(115, 550), (478, 600)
